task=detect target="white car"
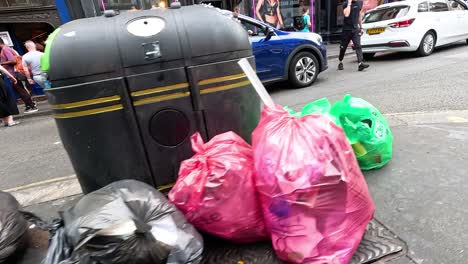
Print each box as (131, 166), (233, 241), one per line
(361, 0), (468, 59)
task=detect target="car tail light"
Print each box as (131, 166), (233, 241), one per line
(389, 18), (415, 28)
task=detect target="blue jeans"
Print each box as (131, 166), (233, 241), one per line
(33, 75), (46, 89)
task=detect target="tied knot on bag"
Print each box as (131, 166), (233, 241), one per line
(191, 133), (206, 153)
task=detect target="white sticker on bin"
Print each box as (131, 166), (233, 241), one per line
(127, 17), (165, 37)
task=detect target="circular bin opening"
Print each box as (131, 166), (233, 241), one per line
(150, 109), (190, 147)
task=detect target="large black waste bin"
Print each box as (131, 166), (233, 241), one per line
(42, 5), (260, 193)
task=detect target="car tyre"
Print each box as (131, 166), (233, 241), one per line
(417, 32), (436, 57)
(363, 53), (375, 61)
(288, 52), (319, 88)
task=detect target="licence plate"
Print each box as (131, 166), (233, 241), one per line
(367, 28), (385, 35)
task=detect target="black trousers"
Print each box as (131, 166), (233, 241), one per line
(0, 78), (19, 118)
(339, 29), (364, 63)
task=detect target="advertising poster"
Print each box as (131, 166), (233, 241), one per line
(253, 0), (313, 31)
(0, 31), (13, 47)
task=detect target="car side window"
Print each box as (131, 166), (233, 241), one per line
(418, 1), (430, 12)
(448, 0), (465, 10)
(430, 0), (449, 11)
(240, 20), (266, 37)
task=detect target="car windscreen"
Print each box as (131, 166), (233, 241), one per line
(363, 6), (410, 24)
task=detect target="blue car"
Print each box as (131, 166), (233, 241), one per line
(227, 12), (328, 88)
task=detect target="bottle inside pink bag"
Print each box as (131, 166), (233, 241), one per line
(253, 105), (375, 263)
(169, 132), (268, 243)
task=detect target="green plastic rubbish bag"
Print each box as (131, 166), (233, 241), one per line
(284, 98), (341, 125)
(330, 94), (393, 170)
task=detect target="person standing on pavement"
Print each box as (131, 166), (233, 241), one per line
(0, 64), (19, 127)
(338, 0), (370, 72)
(301, 7), (312, 32)
(22, 41), (46, 89)
(0, 39), (38, 113)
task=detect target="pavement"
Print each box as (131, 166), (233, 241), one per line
(3, 42), (468, 263)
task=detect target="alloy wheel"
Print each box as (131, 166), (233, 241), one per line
(295, 56), (316, 84)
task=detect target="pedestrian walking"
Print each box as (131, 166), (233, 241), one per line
(0, 64), (19, 127)
(0, 39), (38, 113)
(22, 41), (46, 89)
(338, 0), (370, 72)
(301, 7), (312, 32)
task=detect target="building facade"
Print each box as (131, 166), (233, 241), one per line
(0, 0), (67, 54)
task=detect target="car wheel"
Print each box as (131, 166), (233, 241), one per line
(288, 52), (319, 88)
(417, 32), (435, 57)
(363, 53), (375, 61)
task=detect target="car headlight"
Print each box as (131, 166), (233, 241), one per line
(308, 33), (323, 45)
(316, 34), (323, 45)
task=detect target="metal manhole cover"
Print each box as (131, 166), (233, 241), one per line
(202, 218), (407, 264)
(351, 218), (407, 263)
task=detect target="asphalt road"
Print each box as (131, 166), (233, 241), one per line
(2, 42), (468, 190)
(270, 41), (468, 114)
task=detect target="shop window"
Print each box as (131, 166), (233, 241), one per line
(0, 0), (54, 8)
(99, 0), (169, 11)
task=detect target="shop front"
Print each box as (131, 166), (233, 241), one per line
(0, 0), (63, 96)
(237, 0), (397, 41)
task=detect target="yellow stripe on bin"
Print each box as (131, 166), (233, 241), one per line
(198, 73), (247, 86)
(51, 95), (121, 109)
(54, 104), (124, 119)
(157, 183), (175, 191)
(131, 83), (189, 97)
(200, 80), (251, 94)
(133, 92), (190, 106)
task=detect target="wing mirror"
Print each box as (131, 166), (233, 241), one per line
(451, 2), (459, 8)
(265, 27), (275, 41)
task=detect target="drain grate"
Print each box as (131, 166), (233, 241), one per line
(351, 219), (407, 263)
(202, 218), (407, 264)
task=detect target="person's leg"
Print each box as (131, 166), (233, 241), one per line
(12, 80), (35, 108)
(351, 30), (364, 63)
(338, 30), (353, 70)
(352, 30), (370, 71)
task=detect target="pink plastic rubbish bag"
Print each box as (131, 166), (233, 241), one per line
(169, 132), (268, 243)
(252, 106), (375, 264)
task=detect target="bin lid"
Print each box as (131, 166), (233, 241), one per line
(44, 5), (251, 82)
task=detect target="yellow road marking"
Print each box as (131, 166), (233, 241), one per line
(447, 116), (468, 123)
(3, 175), (77, 193)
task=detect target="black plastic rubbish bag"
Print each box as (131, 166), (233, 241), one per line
(43, 180), (204, 264)
(0, 191), (28, 263)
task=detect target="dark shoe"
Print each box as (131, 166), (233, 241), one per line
(24, 106), (38, 114)
(338, 63), (344, 70)
(358, 63), (370, 71)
